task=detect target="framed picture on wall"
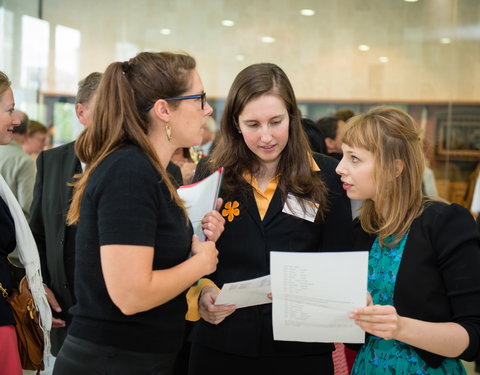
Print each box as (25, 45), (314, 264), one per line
(435, 112), (480, 161)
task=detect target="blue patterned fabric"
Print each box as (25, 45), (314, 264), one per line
(351, 233), (466, 375)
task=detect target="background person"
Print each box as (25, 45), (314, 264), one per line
(197, 115), (216, 156)
(0, 70), (23, 375)
(23, 120), (48, 161)
(316, 116), (346, 160)
(30, 72), (102, 357)
(171, 147), (197, 185)
(0, 70), (52, 375)
(333, 108), (355, 123)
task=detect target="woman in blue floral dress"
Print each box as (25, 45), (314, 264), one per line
(335, 106), (480, 374)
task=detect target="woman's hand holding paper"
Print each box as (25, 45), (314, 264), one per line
(202, 198), (225, 242)
(199, 285), (236, 325)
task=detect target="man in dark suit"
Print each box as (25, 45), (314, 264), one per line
(29, 72), (102, 355)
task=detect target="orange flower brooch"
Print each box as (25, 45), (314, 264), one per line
(222, 201), (240, 222)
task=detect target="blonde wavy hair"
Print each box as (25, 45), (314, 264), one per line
(343, 106), (426, 247)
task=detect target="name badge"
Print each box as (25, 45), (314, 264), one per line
(282, 193), (319, 222)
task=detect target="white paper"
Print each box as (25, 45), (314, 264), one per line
(282, 193), (318, 222)
(215, 275), (272, 309)
(177, 168), (222, 241)
(270, 251), (368, 343)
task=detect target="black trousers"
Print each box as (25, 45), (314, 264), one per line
(188, 342), (334, 375)
(53, 335), (177, 375)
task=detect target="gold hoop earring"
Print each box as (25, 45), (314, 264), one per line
(166, 124), (172, 142)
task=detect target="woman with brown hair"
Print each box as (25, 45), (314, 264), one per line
(53, 52), (223, 375)
(188, 63), (353, 375)
(337, 106), (480, 374)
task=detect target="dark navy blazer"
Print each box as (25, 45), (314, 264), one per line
(191, 153), (354, 357)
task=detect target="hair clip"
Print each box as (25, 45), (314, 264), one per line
(122, 61), (130, 75)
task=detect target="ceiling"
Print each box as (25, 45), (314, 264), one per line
(3, 0), (480, 101)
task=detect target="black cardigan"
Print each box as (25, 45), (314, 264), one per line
(68, 145), (192, 354)
(354, 201), (480, 368)
(191, 153), (354, 357)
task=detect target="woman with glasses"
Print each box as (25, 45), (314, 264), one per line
(187, 63), (353, 375)
(53, 52), (223, 375)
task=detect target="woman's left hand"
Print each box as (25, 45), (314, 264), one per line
(350, 304), (403, 340)
(202, 198), (225, 242)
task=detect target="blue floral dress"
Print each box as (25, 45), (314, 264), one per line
(351, 233), (466, 375)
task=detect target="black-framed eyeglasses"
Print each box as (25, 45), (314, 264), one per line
(145, 92), (206, 112)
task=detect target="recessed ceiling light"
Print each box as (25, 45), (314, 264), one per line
(160, 28), (171, 35)
(379, 56), (389, 63)
(300, 9), (315, 16)
(440, 37), (451, 44)
(358, 44), (370, 51)
(235, 55), (245, 61)
(221, 20), (235, 27)
(404, 0), (418, 2)
(261, 36), (276, 43)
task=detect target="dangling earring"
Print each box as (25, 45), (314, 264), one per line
(166, 124), (172, 142)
